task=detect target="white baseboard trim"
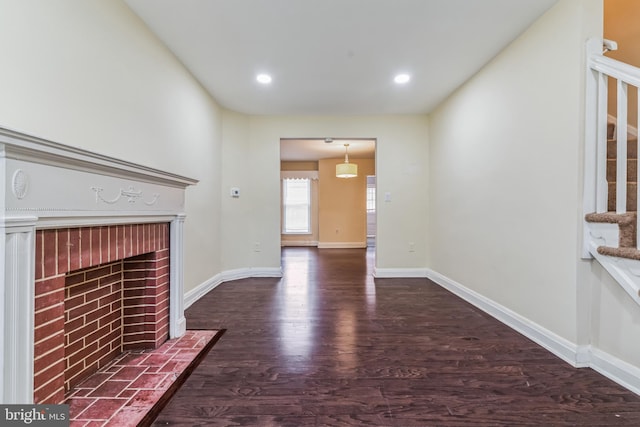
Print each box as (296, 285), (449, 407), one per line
(281, 241), (318, 247)
(590, 347), (640, 396)
(373, 267), (429, 278)
(183, 267), (282, 309)
(220, 267), (283, 282)
(317, 242), (366, 249)
(184, 273), (224, 309)
(425, 269), (583, 367)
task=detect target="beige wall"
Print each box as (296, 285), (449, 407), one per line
(318, 158), (375, 247)
(428, 0), (601, 344)
(220, 110), (257, 269)
(426, 0), (640, 374)
(220, 115), (429, 272)
(605, 0), (640, 128)
(0, 0), (223, 293)
(281, 161), (318, 171)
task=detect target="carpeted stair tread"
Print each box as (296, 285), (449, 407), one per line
(585, 211), (637, 248)
(585, 211), (636, 225)
(597, 246), (640, 262)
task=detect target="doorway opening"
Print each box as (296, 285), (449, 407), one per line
(279, 137), (376, 251)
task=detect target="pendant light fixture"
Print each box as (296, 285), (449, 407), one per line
(336, 143), (358, 178)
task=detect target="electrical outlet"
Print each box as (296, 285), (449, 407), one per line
(409, 242), (415, 252)
(253, 242), (261, 252)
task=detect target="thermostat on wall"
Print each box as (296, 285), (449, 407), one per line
(230, 187), (240, 197)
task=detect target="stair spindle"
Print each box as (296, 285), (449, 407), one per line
(596, 72), (609, 213)
(616, 80), (628, 214)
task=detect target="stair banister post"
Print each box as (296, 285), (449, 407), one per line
(583, 38), (607, 258)
(585, 38), (608, 214)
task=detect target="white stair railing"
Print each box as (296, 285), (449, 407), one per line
(584, 38), (640, 255)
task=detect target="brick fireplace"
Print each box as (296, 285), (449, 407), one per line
(34, 223), (171, 403)
(0, 126), (197, 404)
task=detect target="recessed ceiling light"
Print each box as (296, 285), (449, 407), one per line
(256, 74), (272, 84)
(394, 73), (411, 84)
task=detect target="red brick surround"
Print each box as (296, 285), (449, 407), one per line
(33, 223), (170, 404)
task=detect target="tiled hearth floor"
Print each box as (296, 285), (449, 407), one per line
(65, 330), (224, 426)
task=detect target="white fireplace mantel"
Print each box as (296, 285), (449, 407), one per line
(0, 126), (198, 404)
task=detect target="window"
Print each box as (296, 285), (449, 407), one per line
(282, 178), (311, 233)
(367, 186), (376, 212)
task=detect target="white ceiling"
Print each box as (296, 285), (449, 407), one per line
(124, 0), (557, 161)
(124, 0), (558, 117)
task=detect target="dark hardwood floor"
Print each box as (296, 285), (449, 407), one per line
(153, 247), (640, 426)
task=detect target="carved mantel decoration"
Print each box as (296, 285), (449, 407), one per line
(0, 126), (198, 404)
